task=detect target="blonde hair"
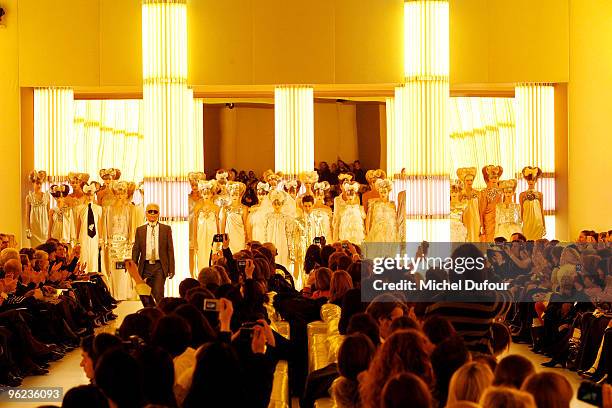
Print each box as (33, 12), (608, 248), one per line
(0, 248), (20, 268)
(521, 372), (573, 408)
(447, 362), (493, 404)
(480, 386), (536, 408)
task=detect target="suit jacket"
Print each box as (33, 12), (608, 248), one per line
(132, 223), (175, 278)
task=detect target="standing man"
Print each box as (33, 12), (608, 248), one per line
(132, 203), (175, 303)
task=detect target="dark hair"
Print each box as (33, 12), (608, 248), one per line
(157, 297), (187, 314)
(62, 385), (109, 408)
(430, 336), (470, 406)
(94, 349), (143, 408)
(36, 242), (58, 255)
(494, 236), (508, 243)
(302, 195), (315, 204)
(511, 232), (527, 242)
(179, 278), (201, 298)
(347, 312), (380, 347)
(493, 354), (535, 389)
(338, 333), (376, 380)
(381, 372), (432, 408)
(173, 304), (217, 348)
(151, 315), (192, 357)
(133, 346), (177, 408)
(346, 261), (362, 288)
(118, 313), (153, 343)
(365, 294), (406, 323)
(320, 245), (336, 267)
(449, 244), (487, 283)
(92, 333), (123, 365)
(491, 322), (512, 355)
(315, 267), (332, 291)
(339, 288), (367, 334)
(473, 353), (498, 372)
(422, 316), (456, 345)
(389, 315), (420, 334)
(183, 342), (243, 408)
(137, 307), (164, 328)
(304, 244), (322, 274)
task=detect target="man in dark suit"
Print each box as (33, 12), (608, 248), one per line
(132, 203), (175, 303)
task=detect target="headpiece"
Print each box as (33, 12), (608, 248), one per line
(110, 181), (129, 196)
(198, 180), (217, 194)
(126, 182), (137, 198)
(367, 169), (387, 184)
(82, 181), (101, 195)
(521, 166), (542, 181)
(269, 190), (286, 205)
(264, 170), (283, 184)
(68, 172), (90, 185)
(344, 181), (360, 193)
(99, 168), (121, 181)
(499, 179), (517, 192)
(374, 178), (393, 192)
(256, 182), (271, 193)
(450, 179), (464, 194)
(299, 171), (319, 184)
(227, 181), (246, 197)
(338, 173), (353, 183)
(28, 170), (47, 184)
(188, 172), (207, 184)
(283, 179), (301, 192)
(313, 181), (330, 192)
(49, 184), (70, 198)
(456, 167), (477, 182)
(482, 165), (503, 181)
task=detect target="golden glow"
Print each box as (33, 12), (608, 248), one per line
(274, 86), (314, 175)
(385, 97), (397, 177)
(404, 0), (449, 79)
(34, 88), (74, 180)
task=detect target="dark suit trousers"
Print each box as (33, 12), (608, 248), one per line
(143, 261), (165, 304)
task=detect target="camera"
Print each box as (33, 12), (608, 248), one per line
(342, 242), (348, 249)
(213, 234), (225, 243)
(122, 335), (147, 353)
(239, 321), (263, 341)
(237, 259), (247, 272)
(577, 381), (602, 406)
(313, 237), (321, 245)
(203, 298), (220, 312)
(115, 261), (126, 269)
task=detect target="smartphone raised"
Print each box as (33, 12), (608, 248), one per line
(203, 298), (220, 312)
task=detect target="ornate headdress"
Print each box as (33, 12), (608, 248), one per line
(482, 165), (503, 181)
(68, 172), (90, 186)
(456, 167), (477, 182)
(338, 173), (353, 183)
(256, 182), (271, 193)
(299, 171), (319, 185)
(198, 180), (217, 194)
(269, 190), (286, 205)
(188, 172), (207, 184)
(29, 170), (47, 184)
(49, 184), (70, 198)
(499, 179), (518, 192)
(521, 166), (542, 181)
(215, 169), (229, 181)
(82, 181), (101, 195)
(227, 181), (246, 197)
(263, 170), (283, 184)
(110, 181), (129, 196)
(374, 178), (393, 192)
(450, 179), (464, 194)
(99, 168), (121, 181)
(283, 179), (301, 192)
(313, 181), (330, 192)
(344, 181), (360, 193)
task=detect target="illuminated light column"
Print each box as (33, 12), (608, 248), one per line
(274, 86), (314, 176)
(515, 83), (556, 237)
(394, 0), (450, 241)
(34, 88), (75, 181)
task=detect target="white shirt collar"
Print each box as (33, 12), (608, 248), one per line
(148, 222), (158, 228)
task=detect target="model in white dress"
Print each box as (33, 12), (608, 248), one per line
(221, 182), (247, 254)
(366, 179), (398, 242)
(104, 182), (134, 301)
(77, 185), (102, 272)
(449, 180), (468, 243)
(188, 172), (206, 274)
(25, 170), (50, 248)
(338, 181), (366, 244)
(494, 179), (523, 241)
(264, 191), (296, 270)
(457, 168), (481, 242)
(48, 184), (74, 244)
(520, 167), (546, 240)
(312, 181), (333, 241)
(247, 182), (272, 242)
(194, 180), (220, 273)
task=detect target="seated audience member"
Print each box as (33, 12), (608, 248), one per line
(479, 386), (537, 408)
(178, 278), (200, 299)
(447, 362), (494, 405)
(329, 270), (353, 306)
(381, 372), (433, 408)
(346, 313), (381, 348)
(389, 315), (420, 333)
(331, 333), (376, 408)
(493, 355), (536, 389)
(310, 267), (332, 299)
(133, 345), (177, 408)
(365, 294), (407, 340)
(61, 384), (109, 408)
(430, 336), (471, 407)
(151, 314), (195, 380)
(359, 329), (433, 408)
(422, 315), (457, 345)
(521, 372), (573, 408)
(94, 349), (144, 408)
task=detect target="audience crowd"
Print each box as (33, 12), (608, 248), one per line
(1, 225), (612, 408)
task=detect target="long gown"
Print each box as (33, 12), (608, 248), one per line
(106, 205), (133, 301)
(522, 191), (545, 240)
(223, 206), (246, 254)
(188, 195), (198, 251)
(196, 208), (218, 271)
(480, 188), (502, 242)
(27, 191), (49, 247)
(450, 201), (468, 242)
(264, 212), (295, 269)
(367, 200), (398, 242)
(50, 206), (75, 244)
(78, 202), (102, 272)
(248, 205), (272, 243)
(332, 195), (349, 241)
(494, 203), (523, 241)
(463, 191), (481, 242)
(338, 204), (366, 244)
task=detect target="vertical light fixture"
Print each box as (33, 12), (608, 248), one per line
(394, 0), (450, 241)
(274, 86), (314, 176)
(34, 88), (75, 181)
(515, 83), (556, 237)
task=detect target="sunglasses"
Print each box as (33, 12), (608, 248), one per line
(147, 210), (159, 215)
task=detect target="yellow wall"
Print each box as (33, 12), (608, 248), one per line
(568, 0), (612, 237)
(0, 0), (22, 238)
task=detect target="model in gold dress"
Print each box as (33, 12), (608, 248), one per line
(457, 167), (480, 242)
(520, 166), (546, 240)
(479, 165), (503, 242)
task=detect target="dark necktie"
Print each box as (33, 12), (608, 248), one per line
(87, 203), (96, 238)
